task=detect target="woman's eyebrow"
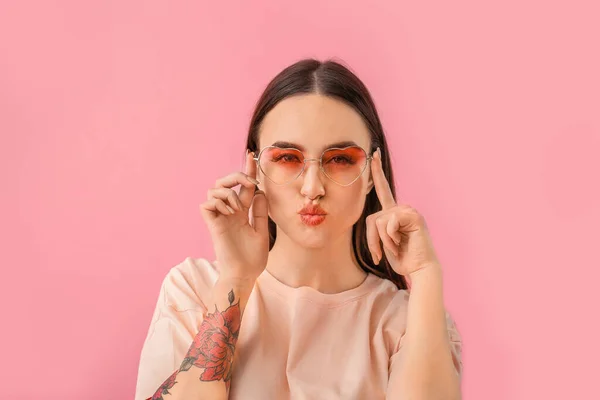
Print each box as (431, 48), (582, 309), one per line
(270, 140), (359, 151)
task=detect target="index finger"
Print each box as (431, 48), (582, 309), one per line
(238, 149), (259, 208)
(371, 147), (396, 210)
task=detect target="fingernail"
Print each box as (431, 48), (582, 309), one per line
(376, 147), (381, 158)
(226, 205), (235, 214)
(255, 190), (265, 195)
(373, 253), (379, 264)
(247, 176), (260, 185)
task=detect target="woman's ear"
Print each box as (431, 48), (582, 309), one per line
(366, 176), (374, 194)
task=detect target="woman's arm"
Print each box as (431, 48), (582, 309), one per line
(147, 275), (255, 400)
(397, 264), (461, 400)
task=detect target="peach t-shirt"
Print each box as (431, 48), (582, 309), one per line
(135, 257), (463, 400)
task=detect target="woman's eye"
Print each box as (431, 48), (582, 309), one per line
(274, 154), (301, 163)
(330, 156), (352, 164)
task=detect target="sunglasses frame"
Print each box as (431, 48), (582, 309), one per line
(253, 145), (374, 187)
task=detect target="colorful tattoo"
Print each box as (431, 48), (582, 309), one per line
(147, 370), (177, 400)
(180, 289), (241, 389)
(146, 289), (241, 399)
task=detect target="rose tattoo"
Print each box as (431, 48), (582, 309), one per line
(180, 289), (241, 385)
(146, 289), (241, 399)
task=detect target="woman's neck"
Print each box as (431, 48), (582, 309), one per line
(264, 229), (368, 294)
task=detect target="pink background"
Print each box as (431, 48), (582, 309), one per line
(1, 1), (598, 399)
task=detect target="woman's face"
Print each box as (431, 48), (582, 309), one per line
(257, 94), (374, 248)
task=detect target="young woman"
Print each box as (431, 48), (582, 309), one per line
(135, 59), (463, 400)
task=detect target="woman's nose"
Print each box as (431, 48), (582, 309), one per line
(300, 160), (325, 199)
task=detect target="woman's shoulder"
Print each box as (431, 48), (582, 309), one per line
(159, 257), (220, 312)
(368, 273), (462, 354)
(359, 274), (410, 329)
(368, 274), (458, 323)
(367, 273), (411, 311)
(358, 274), (411, 352)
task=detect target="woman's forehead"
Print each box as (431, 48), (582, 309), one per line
(258, 94), (371, 151)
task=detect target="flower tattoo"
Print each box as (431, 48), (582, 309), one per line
(146, 289), (241, 399)
(180, 289), (241, 384)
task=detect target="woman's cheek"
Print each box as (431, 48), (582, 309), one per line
(262, 189), (288, 223)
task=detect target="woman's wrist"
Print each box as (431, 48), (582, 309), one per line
(408, 262), (443, 284)
(217, 273), (259, 287)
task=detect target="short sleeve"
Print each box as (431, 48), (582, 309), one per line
(385, 310), (463, 398)
(134, 258), (218, 400)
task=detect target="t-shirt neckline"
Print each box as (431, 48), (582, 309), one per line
(257, 268), (380, 306)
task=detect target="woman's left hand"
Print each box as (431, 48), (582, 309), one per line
(366, 148), (441, 281)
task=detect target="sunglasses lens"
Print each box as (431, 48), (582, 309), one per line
(321, 147), (368, 185)
(258, 147), (305, 185)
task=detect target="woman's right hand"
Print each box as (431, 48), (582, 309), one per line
(199, 150), (270, 282)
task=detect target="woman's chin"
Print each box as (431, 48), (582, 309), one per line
(293, 230), (331, 248)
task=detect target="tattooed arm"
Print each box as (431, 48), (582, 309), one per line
(147, 276), (255, 400)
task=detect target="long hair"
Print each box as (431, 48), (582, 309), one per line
(245, 58), (407, 290)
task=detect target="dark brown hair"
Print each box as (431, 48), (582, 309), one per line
(245, 58), (407, 290)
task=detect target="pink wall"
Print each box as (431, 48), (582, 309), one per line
(1, 1), (598, 398)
